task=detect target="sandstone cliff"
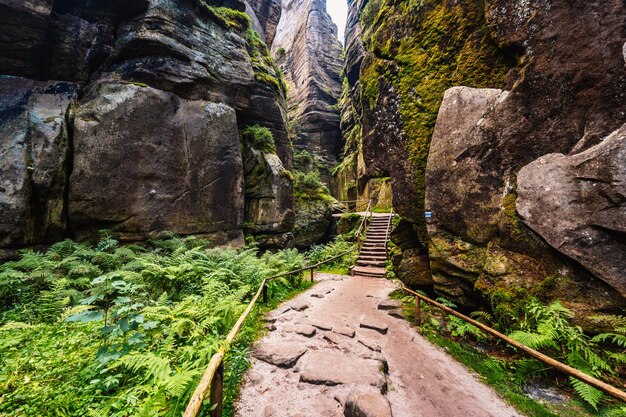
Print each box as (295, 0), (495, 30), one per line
(272, 0), (344, 171)
(339, 0), (626, 322)
(0, 0), (293, 253)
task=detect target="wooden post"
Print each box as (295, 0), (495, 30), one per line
(209, 363), (224, 417)
(310, 268), (314, 282)
(262, 283), (268, 304)
(414, 297), (421, 325)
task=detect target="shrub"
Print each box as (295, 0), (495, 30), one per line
(241, 124), (277, 153)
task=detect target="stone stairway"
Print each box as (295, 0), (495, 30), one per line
(352, 214), (393, 278)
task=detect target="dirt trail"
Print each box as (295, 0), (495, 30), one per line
(235, 273), (523, 417)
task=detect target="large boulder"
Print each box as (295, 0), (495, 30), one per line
(0, 77), (79, 249)
(69, 82), (245, 245)
(0, 0), (297, 251)
(243, 145), (294, 247)
(425, 86), (507, 244)
(293, 198), (334, 248)
(517, 125), (626, 297)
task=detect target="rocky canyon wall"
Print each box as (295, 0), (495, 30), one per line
(0, 0), (294, 253)
(272, 0), (344, 171)
(339, 0), (625, 323)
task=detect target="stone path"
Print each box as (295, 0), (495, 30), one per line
(235, 273), (524, 417)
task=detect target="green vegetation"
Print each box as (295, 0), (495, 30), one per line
(294, 171), (331, 201)
(0, 234), (314, 416)
(241, 124), (277, 153)
(245, 28), (287, 94)
(197, 2), (251, 31)
(306, 236), (358, 275)
(293, 150), (335, 203)
(509, 300), (625, 410)
(392, 292), (626, 416)
(274, 47), (286, 60)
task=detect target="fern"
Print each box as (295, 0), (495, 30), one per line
(508, 298), (617, 408)
(509, 330), (559, 351)
(593, 333), (626, 348)
(570, 377), (604, 410)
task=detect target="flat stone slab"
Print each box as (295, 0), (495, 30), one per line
(252, 343), (307, 368)
(299, 351), (385, 389)
(344, 390), (392, 417)
(323, 332), (344, 345)
(290, 300), (310, 311)
(358, 338), (382, 352)
(332, 325), (355, 338)
(387, 309), (404, 319)
(377, 299), (402, 310)
(295, 324), (316, 337)
(308, 320), (332, 331)
(360, 318), (389, 335)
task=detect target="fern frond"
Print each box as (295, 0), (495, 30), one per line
(508, 330), (558, 351)
(114, 352), (172, 384)
(162, 368), (202, 397)
(569, 377), (603, 410)
(592, 333), (626, 348)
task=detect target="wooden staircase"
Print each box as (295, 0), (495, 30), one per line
(352, 213), (394, 278)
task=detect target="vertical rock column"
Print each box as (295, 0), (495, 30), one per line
(272, 0), (344, 170)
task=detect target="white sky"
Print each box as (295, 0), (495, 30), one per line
(327, 0), (348, 43)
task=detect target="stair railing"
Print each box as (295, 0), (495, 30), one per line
(355, 199), (373, 252)
(384, 208), (394, 252)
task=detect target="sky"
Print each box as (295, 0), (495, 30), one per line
(327, 0), (348, 43)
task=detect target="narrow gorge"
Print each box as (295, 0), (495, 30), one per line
(0, 0), (625, 415)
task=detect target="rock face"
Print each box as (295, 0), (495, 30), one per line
(517, 125), (626, 297)
(70, 83), (245, 244)
(248, 0), (282, 44)
(272, 0), (343, 167)
(340, 0), (626, 318)
(293, 198), (333, 247)
(243, 145), (295, 247)
(0, 78), (79, 249)
(0, 0), (294, 251)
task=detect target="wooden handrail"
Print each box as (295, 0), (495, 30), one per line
(183, 246), (359, 417)
(355, 199), (373, 252)
(384, 208), (394, 251)
(402, 286), (626, 403)
(184, 279), (267, 417)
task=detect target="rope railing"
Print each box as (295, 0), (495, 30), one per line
(401, 286), (626, 403)
(183, 205), (373, 417)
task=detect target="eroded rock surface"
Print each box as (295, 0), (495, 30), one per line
(0, 0), (295, 251)
(517, 125), (626, 297)
(272, 0), (343, 163)
(339, 0), (626, 317)
(70, 83), (245, 243)
(0, 77), (79, 249)
(344, 390), (393, 417)
(252, 343), (307, 368)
